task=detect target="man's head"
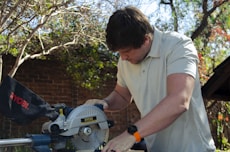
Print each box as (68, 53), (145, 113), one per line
(106, 6), (154, 52)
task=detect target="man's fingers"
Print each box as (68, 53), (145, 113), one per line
(85, 99), (109, 110)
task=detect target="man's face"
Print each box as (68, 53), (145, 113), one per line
(117, 35), (152, 64)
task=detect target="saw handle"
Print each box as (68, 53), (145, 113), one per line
(94, 104), (104, 111)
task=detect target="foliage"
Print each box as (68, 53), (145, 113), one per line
(1, 0), (229, 89)
(0, 0), (108, 77)
(59, 44), (118, 90)
(193, 1), (230, 82)
(208, 101), (230, 150)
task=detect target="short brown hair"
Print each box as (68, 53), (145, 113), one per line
(106, 6), (153, 51)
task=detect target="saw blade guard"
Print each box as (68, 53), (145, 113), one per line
(63, 104), (110, 150)
(42, 104), (109, 136)
(60, 104), (109, 136)
(41, 104), (110, 151)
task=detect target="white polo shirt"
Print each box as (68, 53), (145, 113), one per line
(117, 27), (216, 151)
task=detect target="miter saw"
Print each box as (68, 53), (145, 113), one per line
(0, 103), (114, 152)
(43, 103), (113, 151)
(0, 76), (114, 152)
(0, 76), (147, 152)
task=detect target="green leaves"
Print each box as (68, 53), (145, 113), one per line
(59, 44), (118, 90)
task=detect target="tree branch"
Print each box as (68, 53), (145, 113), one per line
(8, 9), (56, 77)
(0, 0), (25, 27)
(191, 0), (228, 40)
(8, 0), (74, 77)
(160, 0), (170, 5)
(0, 0), (30, 34)
(160, 0), (178, 31)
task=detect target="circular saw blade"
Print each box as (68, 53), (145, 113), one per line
(71, 124), (109, 150)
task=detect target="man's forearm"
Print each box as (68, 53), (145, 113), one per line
(135, 95), (188, 139)
(105, 90), (131, 112)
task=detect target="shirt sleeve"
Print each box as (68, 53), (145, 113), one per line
(116, 57), (127, 88)
(167, 36), (199, 79)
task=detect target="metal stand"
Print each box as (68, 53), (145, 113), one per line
(0, 134), (51, 152)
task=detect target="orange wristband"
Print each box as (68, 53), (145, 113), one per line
(133, 131), (141, 142)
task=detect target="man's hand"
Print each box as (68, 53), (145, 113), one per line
(102, 131), (136, 152)
(85, 99), (109, 110)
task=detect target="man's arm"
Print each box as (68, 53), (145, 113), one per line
(85, 84), (132, 111)
(102, 73), (196, 152)
(104, 84), (132, 111)
(135, 73), (195, 138)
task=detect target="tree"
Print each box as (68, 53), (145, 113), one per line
(1, 0), (229, 84)
(0, 0), (109, 79)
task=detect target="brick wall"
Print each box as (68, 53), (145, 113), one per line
(0, 55), (140, 139)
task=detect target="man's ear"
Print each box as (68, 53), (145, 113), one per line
(144, 34), (152, 46)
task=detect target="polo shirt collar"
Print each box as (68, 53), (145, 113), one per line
(146, 26), (163, 58)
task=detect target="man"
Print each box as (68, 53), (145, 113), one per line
(86, 6), (216, 152)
